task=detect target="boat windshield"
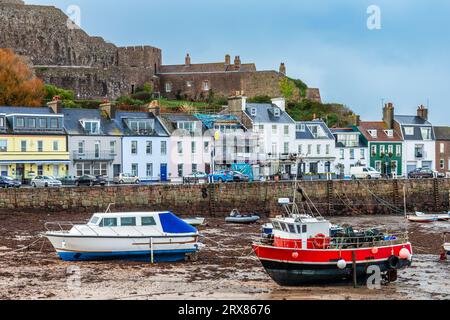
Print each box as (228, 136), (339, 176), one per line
(89, 216), (100, 225)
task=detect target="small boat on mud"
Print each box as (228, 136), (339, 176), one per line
(252, 192), (413, 286)
(43, 210), (201, 262)
(225, 209), (260, 224)
(182, 217), (206, 227)
(407, 212), (439, 223)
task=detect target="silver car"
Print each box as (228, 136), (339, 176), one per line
(113, 173), (140, 185)
(31, 176), (62, 188)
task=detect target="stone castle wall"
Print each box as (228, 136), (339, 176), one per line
(0, 1), (161, 99)
(0, 179), (448, 216)
(159, 70), (284, 101)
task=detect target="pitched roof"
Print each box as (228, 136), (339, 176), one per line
(0, 106), (54, 115)
(295, 121), (334, 140)
(158, 62), (256, 74)
(394, 115), (431, 126)
(358, 121), (403, 142)
(62, 108), (123, 136)
(114, 111), (169, 137)
(244, 103), (295, 124)
(434, 126), (450, 140)
(159, 113), (207, 134)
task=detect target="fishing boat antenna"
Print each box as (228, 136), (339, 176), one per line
(105, 203), (115, 214)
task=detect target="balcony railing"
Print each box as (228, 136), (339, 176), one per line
(73, 151), (116, 161)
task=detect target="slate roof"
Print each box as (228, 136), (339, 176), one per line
(62, 108), (121, 136)
(244, 103), (295, 124)
(296, 121), (334, 140)
(434, 126), (450, 141)
(0, 106), (55, 115)
(158, 62), (256, 74)
(357, 122), (403, 142)
(159, 113), (207, 134)
(114, 111), (169, 137)
(395, 115), (432, 126)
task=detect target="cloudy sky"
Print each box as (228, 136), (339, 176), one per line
(26, 0), (450, 124)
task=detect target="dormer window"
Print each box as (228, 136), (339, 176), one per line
(16, 117), (24, 128)
(177, 121), (197, 133)
(421, 127), (432, 140)
(250, 108), (257, 117)
(81, 120), (100, 134)
(405, 127), (414, 136)
(125, 119), (155, 135)
(368, 130), (378, 138)
(0, 117), (4, 128)
(384, 130), (393, 138)
(273, 108), (281, 117)
(296, 124), (306, 132)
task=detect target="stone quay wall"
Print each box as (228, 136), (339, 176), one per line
(0, 179), (449, 217)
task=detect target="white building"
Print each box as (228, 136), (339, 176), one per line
(294, 121), (336, 177)
(395, 106), (435, 173)
(228, 97), (297, 178)
(63, 105), (122, 180)
(159, 113), (212, 182)
(116, 110), (170, 182)
(331, 128), (368, 177)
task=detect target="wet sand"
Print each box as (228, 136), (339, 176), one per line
(0, 212), (449, 300)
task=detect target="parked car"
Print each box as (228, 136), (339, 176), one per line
(114, 173), (140, 185)
(75, 175), (107, 187)
(209, 170), (234, 183)
(408, 168), (434, 179)
(59, 176), (78, 186)
(350, 167), (381, 180)
(232, 171), (250, 182)
(183, 172), (208, 184)
(0, 176), (22, 188)
(31, 176), (62, 188)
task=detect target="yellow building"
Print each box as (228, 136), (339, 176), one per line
(0, 106), (70, 181)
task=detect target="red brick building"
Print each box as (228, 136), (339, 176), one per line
(434, 126), (450, 175)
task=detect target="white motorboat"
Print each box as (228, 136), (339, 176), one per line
(182, 217), (206, 227)
(407, 212), (439, 223)
(43, 211), (201, 262)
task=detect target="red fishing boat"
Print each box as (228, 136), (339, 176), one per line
(252, 191), (413, 286)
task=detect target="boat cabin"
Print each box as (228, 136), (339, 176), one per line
(271, 198), (331, 249)
(77, 211), (198, 235)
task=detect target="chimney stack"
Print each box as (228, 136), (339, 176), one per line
(228, 95), (247, 113)
(271, 97), (286, 112)
(225, 54), (231, 65)
(47, 96), (62, 114)
(185, 53), (191, 66)
(99, 100), (115, 120)
(279, 63), (286, 75)
(417, 105), (428, 121)
(234, 56), (241, 69)
(148, 100), (160, 116)
(353, 114), (361, 126)
(383, 102), (395, 129)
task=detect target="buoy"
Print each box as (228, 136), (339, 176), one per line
(292, 252), (299, 259)
(371, 247), (379, 254)
(337, 259), (347, 269)
(399, 248), (411, 260)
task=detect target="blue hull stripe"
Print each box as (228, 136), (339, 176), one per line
(57, 249), (198, 262)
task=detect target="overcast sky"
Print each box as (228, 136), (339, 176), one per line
(26, 0), (450, 125)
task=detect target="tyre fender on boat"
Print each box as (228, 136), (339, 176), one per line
(312, 233), (329, 249)
(387, 255), (400, 270)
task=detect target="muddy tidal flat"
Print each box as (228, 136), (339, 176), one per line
(0, 212), (449, 300)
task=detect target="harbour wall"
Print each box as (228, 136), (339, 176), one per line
(0, 179), (449, 216)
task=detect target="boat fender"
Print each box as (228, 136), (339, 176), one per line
(337, 259), (347, 270)
(399, 248), (411, 260)
(201, 188), (208, 199)
(371, 247), (379, 254)
(292, 252), (299, 259)
(387, 255), (400, 269)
